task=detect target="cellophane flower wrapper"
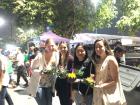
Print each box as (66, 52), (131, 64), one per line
(83, 75), (95, 88)
(57, 68), (68, 79)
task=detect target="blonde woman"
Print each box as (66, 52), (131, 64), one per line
(92, 39), (127, 105)
(31, 38), (59, 105)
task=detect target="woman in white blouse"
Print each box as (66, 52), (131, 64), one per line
(31, 38), (59, 105)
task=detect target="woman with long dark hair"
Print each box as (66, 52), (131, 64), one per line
(55, 42), (73, 105)
(92, 39), (126, 105)
(72, 43), (95, 105)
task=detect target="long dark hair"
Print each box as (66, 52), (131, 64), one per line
(92, 39), (113, 63)
(73, 43), (88, 67)
(58, 41), (69, 67)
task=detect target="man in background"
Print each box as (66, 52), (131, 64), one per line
(15, 48), (28, 87)
(114, 45), (126, 64)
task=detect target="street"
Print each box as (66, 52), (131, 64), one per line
(5, 75), (61, 105)
(6, 84), (62, 105)
(5, 75), (76, 105)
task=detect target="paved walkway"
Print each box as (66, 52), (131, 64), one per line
(6, 86), (61, 105)
(4, 71), (60, 105)
(5, 74), (76, 105)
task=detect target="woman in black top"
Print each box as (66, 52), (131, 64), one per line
(72, 43), (95, 105)
(55, 42), (73, 105)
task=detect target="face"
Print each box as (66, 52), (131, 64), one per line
(76, 46), (86, 60)
(59, 43), (68, 54)
(45, 43), (55, 52)
(116, 52), (124, 58)
(95, 40), (106, 57)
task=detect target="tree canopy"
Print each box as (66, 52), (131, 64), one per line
(116, 0), (140, 36)
(0, 0), (117, 42)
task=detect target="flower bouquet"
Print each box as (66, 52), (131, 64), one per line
(67, 68), (77, 83)
(66, 67), (85, 83)
(57, 67), (68, 79)
(75, 67), (84, 78)
(83, 75), (95, 88)
(41, 63), (57, 75)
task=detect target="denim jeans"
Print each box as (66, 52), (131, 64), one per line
(35, 87), (52, 105)
(0, 86), (14, 105)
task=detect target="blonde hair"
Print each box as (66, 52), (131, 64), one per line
(45, 38), (55, 46)
(45, 38), (57, 51)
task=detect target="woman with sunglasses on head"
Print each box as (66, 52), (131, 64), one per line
(72, 43), (95, 105)
(55, 42), (74, 105)
(30, 38), (59, 105)
(92, 39), (126, 105)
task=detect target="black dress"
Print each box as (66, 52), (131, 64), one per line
(72, 58), (95, 96)
(55, 54), (73, 105)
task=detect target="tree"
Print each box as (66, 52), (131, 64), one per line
(116, 0), (140, 36)
(51, 0), (117, 38)
(92, 0), (117, 30)
(0, 0), (54, 35)
(0, 0), (117, 40)
(51, 0), (95, 38)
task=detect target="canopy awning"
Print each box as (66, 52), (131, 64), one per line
(40, 31), (69, 43)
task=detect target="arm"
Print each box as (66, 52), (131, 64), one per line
(0, 59), (4, 91)
(96, 56), (119, 89)
(30, 53), (42, 70)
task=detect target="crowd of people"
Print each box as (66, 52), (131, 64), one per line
(0, 38), (127, 105)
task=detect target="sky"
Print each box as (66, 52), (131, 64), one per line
(0, 9), (15, 40)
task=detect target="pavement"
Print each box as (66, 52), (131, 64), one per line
(6, 79), (140, 105)
(5, 73), (61, 105)
(5, 74), (76, 105)
(6, 86), (61, 105)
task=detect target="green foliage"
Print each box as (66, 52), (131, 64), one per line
(1, 0), (54, 34)
(16, 27), (38, 44)
(1, 0), (117, 40)
(13, 0), (54, 31)
(116, 0), (140, 36)
(92, 0), (117, 29)
(52, 0), (95, 38)
(74, 0), (95, 33)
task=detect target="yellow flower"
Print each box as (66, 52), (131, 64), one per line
(84, 75), (95, 87)
(85, 77), (95, 84)
(67, 72), (76, 79)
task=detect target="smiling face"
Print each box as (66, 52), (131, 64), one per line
(59, 43), (68, 54)
(45, 38), (56, 52)
(95, 40), (106, 58)
(76, 45), (86, 61)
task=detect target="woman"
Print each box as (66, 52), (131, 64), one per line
(72, 43), (95, 105)
(30, 38), (59, 105)
(92, 39), (127, 105)
(55, 42), (73, 105)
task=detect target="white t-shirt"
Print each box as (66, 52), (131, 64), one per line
(16, 52), (25, 66)
(0, 54), (10, 86)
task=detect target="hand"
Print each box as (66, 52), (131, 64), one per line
(74, 79), (83, 82)
(94, 85), (103, 89)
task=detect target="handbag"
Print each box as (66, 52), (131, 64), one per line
(26, 69), (40, 97)
(102, 81), (127, 105)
